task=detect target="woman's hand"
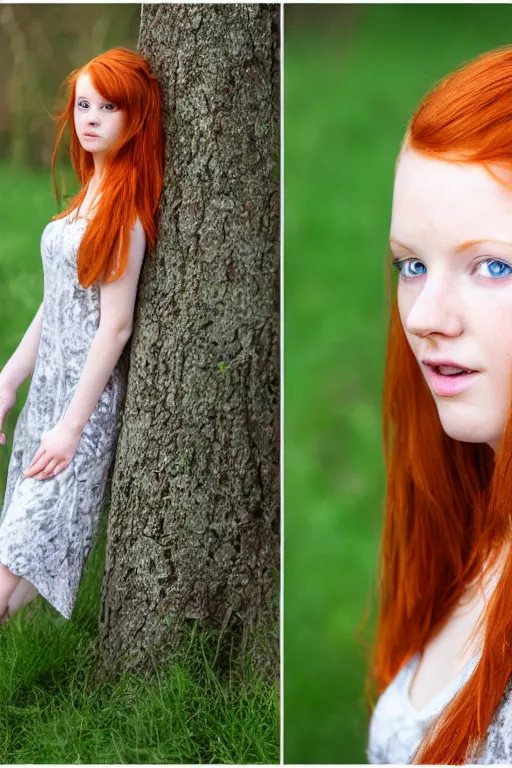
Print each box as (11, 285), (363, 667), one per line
(0, 384), (17, 446)
(24, 421), (82, 480)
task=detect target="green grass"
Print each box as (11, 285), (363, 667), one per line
(284, 4), (512, 763)
(0, 164), (279, 764)
(0, 511), (278, 763)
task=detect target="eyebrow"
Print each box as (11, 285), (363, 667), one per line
(76, 96), (110, 102)
(389, 237), (512, 253)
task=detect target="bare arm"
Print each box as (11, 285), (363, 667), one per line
(61, 218), (147, 435)
(0, 301), (44, 391)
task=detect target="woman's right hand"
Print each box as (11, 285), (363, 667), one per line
(0, 385), (17, 445)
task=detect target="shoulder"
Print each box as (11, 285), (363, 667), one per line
(122, 216), (147, 279)
(131, 215), (144, 234)
(124, 215), (147, 268)
(129, 215), (146, 246)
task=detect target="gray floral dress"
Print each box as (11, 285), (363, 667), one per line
(0, 211), (128, 619)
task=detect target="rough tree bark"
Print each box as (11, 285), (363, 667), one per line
(96, 3), (280, 681)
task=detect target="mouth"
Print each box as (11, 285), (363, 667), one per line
(83, 134), (100, 138)
(422, 360), (480, 397)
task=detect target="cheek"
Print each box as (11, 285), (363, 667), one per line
(396, 280), (418, 319)
(396, 288), (417, 347)
(113, 114), (125, 138)
(477, 297), (512, 369)
(397, 290), (407, 327)
(485, 313), (512, 393)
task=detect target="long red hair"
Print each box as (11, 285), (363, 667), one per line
(49, 47), (164, 287)
(366, 46), (512, 763)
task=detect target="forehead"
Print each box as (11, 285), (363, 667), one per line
(76, 72), (103, 100)
(391, 148), (512, 248)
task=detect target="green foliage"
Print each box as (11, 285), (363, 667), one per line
(284, 4), (512, 763)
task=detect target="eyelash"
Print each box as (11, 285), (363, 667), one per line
(391, 256), (512, 280)
(77, 100), (116, 111)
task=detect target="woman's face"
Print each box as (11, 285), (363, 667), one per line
(74, 72), (125, 156)
(390, 147), (512, 450)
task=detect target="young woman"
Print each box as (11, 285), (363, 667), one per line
(0, 47), (164, 624)
(366, 47), (512, 763)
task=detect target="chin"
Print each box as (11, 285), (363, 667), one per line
(436, 402), (501, 445)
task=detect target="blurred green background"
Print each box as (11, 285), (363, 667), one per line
(284, 4), (512, 763)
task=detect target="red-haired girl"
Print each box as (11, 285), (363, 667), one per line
(366, 47), (512, 764)
(0, 47), (164, 624)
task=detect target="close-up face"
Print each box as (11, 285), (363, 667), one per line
(390, 147), (512, 450)
(73, 71), (125, 156)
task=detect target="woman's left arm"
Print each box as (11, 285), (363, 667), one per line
(24, 218), (147, 480)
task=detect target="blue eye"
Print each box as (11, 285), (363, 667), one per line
(391, 258), (427, 278)
(77, 100), (115, 110)
(478, 259), (512, 279)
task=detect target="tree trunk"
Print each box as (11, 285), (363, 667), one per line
(97, 3), (280, 682)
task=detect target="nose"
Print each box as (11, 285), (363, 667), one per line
(402, 274), (463, 339)
(86, 107), (100, 126)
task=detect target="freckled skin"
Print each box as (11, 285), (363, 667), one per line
(391, 148), (512, 450)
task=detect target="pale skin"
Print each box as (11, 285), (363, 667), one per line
(390, 145), (512, 709)
(0, 71), (147, 623)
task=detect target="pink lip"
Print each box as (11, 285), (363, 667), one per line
(84, 133), (100, 138)
(422, 361), (480, 397)
(423, 358), (476, 370)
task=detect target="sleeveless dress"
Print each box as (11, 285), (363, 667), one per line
(367, 651), (512, 763)
(0, 211), (128, 620)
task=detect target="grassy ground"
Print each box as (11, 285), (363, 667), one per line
(0, 164), (279, 764)
(0, 511), (278, 763)
(284, 4), (512, 763)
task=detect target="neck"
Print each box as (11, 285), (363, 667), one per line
(90, 155), (106, 186)
(88, 172), (103, 192)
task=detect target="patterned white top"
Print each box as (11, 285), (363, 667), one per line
(366, 651), (480, 763)
(367, 650), (512, 764)
(367, 556), (512, 763)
